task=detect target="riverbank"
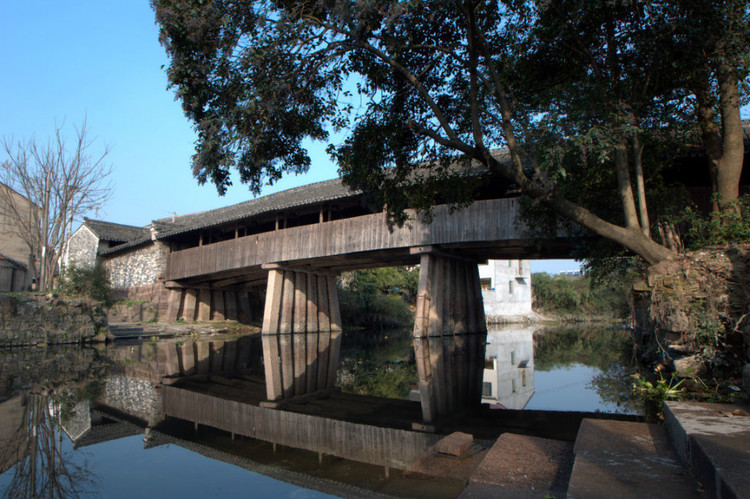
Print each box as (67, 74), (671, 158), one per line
(0, 293), (108, 347)
(486, 310), (626, 325)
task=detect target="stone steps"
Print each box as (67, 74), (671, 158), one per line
(459, 433), (573, 498)
(567, 418), (702, 498)
(108, 322), (169, 339)
(664, 401), (750, 499)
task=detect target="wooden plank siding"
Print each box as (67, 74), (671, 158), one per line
(167, 198), (527, 281)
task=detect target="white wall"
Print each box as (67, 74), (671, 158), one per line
(479, 259), (532, 319)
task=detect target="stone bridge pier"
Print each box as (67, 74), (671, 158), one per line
(412, 248), (487, 426)
(260, 264), (342, 402)
(259, 249), (487, 427)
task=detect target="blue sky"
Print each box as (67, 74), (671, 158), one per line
(0, 1), (339, 229)
(5, 2), (746, 275)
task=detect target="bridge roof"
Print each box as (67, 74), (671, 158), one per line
(154, 178), (359, 239)
(98, 178), (360, 256)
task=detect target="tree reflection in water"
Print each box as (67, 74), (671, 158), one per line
(533, 326), (639, 413)
(2, 386), (94, 499)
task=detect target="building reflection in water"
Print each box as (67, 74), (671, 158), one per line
(481, 326), (536, 410)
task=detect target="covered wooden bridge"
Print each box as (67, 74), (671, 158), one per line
(103, 177), (574, 425)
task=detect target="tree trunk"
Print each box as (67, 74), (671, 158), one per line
(539, 193), (675, 265)
(693, 64), (744, 213)
(614, 144), (641, 230)
(485, 151), (675, 265)
(632, 135), (650, 237)
(715, 62), (744, 211)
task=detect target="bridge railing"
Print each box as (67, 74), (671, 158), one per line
(166, 198), (527, 281)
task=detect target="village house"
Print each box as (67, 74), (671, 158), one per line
(0, 182), (36, 291)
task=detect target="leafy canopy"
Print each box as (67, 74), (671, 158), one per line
(154, 0), (749, 263)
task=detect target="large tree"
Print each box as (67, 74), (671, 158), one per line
(1, 121), (112, 290)
(509, 1), (748, 250)
(153, 0), (748, 265)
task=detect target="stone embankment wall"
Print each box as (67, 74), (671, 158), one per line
(0, 294), (108, 347)
(107, 301), (159, 323)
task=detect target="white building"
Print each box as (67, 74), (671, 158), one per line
(478, 259), (532, 321)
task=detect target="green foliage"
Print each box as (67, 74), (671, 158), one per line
(589, 361), (640, 415)
(153, 0), (750, 266)
(338, 327), (417, 399)
(58, 264), (113, 306)
(534, 326), (634, 372)
(631, 373), (685, 423)
(343, 362), (417, 399)
(338, 267), (418, 329)
(531, 272), (629, 319)
(666, 195), (750, 249)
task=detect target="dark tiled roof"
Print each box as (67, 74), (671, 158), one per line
(97, 234), (153, 256)
(97, 178), (358, 256)
(84, 218), (149, 243)
(0, 253), (26, 270)
(154, 177), (359, 239)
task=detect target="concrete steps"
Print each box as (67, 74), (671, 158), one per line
(459, 433), (573, 498)
(458, 402), (748, 498)
(567, 419), (702, 498)
(664, 401), (750, 499)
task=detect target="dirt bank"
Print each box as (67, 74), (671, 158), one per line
(632, 244), (749, 396)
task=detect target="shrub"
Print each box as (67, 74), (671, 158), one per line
(666, 195), (750, 249)
(58, 264), (113, 306)
(531, 271), (630, 318)
(338, 267), (417, 328)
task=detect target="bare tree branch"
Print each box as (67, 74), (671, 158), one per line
(0, 120), (112, 290)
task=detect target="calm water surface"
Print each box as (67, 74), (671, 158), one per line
(0, 324), (637, 498)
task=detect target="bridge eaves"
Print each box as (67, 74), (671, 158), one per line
(154, 178), (360, 240)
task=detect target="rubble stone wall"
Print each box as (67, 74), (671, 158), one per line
(0, 294), (107, 346)
(104, 241), (168, 289)
(65, 226), (99, 268)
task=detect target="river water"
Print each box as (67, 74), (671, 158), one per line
(0, 324), (638, 498)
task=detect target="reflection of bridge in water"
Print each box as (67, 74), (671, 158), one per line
(60, 339), (606, 495)
(1, 335), (643, 498)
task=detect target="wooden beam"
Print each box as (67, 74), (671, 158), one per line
(261, 262), (338, 276)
